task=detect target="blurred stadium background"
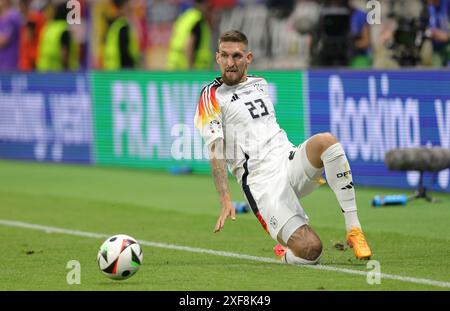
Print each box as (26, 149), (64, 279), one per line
(0, 0), (449, 291)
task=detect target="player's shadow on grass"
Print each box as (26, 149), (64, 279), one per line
(321, 259), (369, 267)
(94, 281), (143, 286)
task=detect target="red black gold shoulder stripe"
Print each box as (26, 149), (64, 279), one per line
(195, 79), (223, 128)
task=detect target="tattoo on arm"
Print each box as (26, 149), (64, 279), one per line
(209, 140), (231, 201)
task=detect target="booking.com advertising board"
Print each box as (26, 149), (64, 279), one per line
(0, 73), (92, 163)
(307, 71), (450, 192)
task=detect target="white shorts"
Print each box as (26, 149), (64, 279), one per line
(241, 139), (324, 243)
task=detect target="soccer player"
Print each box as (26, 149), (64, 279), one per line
(194, 30), (372, 264)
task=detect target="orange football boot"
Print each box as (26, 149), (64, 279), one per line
(346, 227), (372, 260)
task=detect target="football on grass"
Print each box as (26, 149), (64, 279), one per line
(97, 234), (143, 280)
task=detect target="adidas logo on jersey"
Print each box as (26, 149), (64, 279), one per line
(231, 93), (239, 102)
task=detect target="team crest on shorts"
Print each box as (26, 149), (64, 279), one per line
(270, 216), (278, 229)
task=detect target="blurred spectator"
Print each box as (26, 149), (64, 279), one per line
(103, 0), (140, 70)
(0, 0), (21, 71)
(289, 0), (321, 35)
(36, 3), (79, 71)
(210, 0), (236, 8)
(426, 0), (450, 66)
(348, 0), (371, 67)
(18, 0), (46, 71)
(167, 0), (212, 70)
(312, 0), (371, 67)
(266, 0), (295, 19)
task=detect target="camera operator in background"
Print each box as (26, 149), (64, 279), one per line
(376, 0), (429, 67)
(426, 0), (450, 66)
(312, 0), (370, 68)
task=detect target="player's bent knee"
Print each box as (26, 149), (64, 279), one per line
(318, 132), (338, 150)
(287, 225), (323, 262)
(306, 133), (339, 167)
(285, 243), (322, 265)
(291, 239), (323, 261)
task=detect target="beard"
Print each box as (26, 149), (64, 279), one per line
(221, 67), (246, 86)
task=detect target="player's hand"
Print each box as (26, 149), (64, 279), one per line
(214, 200), (236, 233)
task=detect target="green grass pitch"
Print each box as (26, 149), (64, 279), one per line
(0, 159), (449, 290)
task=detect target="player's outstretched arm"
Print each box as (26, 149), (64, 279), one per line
(209, 139), (236, 233)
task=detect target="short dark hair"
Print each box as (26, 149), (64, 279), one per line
(218, 30), (248, 48)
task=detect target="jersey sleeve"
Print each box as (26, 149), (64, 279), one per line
(194, 84), (224, 146)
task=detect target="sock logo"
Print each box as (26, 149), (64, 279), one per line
(337, 170), (352, 178)
(341, 182), (354, 190)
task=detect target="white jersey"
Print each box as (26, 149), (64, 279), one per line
(194, 76), (292, 184)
